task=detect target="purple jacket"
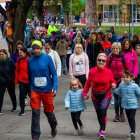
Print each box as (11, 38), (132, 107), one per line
(123, 49), (138, 77)
(12, 52), (19, 66)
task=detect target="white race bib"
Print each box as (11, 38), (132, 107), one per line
(34, 77), (47, 87)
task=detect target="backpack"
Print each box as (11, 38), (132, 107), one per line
(18, 58), (21, 65)
(109, 55), (125, 68)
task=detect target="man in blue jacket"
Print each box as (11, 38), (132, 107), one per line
(27, 40), (58, 140)
(118, 31), (131, 43)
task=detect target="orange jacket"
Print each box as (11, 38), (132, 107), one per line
(7, 27), (12, 36)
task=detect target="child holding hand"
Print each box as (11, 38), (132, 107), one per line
(65, 78), (88, 136)
(113, 70), (140, 140)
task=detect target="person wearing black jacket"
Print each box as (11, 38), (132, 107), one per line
(131, 34), (140, 49)
(109, 32), (116, 44)
(87, 32), (104, 68)
(0, 49), (17, 114)
(53, 36), (60, 50)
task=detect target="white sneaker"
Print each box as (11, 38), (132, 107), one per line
(25, 99), (28, 106)
(80, 125), (85, 134)
(130, 133), (135, 140)
(74, 129), (79, 136)
(127, 132), (137, 137)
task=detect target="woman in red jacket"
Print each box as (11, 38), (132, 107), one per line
(101, 35), (112, 52)
(106, 42), (131, 122)
(15, 47), (31, 116)
(83, 53), (116, 140)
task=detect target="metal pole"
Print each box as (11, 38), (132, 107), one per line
(70, 0), (72, 24)
(132, 0), (134, 36)
(129, 0), (131, 36)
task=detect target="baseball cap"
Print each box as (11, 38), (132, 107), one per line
(104, 48), (112, 55)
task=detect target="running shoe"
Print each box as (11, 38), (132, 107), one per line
(99, 132), (105, 140)
(127, 131), (137, 137)
(130, 133), (135, 140)
(25, 99), (28, 106)
(32, 138), (39, 140)
(98, 128), (101, 136)
(51, 128), (57, 137)
(120, 112), (125, 122)
(11, 106), (18, 112)
(74, 129), (79, 136)
(113, 114), (119, 122)
(19, 109), (25, 116)
(80, 125), (85, 134)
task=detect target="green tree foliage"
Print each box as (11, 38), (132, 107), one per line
(71, 0), (85, 15)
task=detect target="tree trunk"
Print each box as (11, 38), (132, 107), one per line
(6, 0), (34, 56)
(37, 0), (44, 23)
(86, 0), (97, 27)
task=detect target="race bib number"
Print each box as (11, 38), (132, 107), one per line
(34, 77), (47, 87)
(75, 58), (85, 71)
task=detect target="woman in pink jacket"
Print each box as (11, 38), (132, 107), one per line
(69, 44), (89, 88)
(106, 42), (131, 122)
(122, 39), (138, 80)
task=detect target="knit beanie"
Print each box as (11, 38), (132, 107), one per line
(32, 40), (42, 49)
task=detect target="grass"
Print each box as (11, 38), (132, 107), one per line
(55, 25), (140, 37)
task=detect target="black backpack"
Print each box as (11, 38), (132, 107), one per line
(18, 58), (21, 65)
(109, 55), (125, 68)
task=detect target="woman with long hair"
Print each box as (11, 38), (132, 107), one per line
(72, 36), (85, 52)
(131, 34), (140, 49)
(69, 44), (89, 88)
(0, 49), (17, 114)
(122, 39), (138, 83)
(87, 32), (104, 68)
(12, 41), (24, 66)
(15, 47), (32, 116)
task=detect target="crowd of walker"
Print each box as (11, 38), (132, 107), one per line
(1, 18), (140, 140)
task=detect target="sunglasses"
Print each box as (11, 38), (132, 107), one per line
(97, 59), (106, 63)
(45, 38), (49, 39)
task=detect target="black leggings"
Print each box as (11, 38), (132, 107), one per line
(0, 83), (17, 112)
(92, 98), (110, 131)
(71, 111), (83, 129)
(19, 81), (29, 110)
(125, 109), (136, 133)
(66, 54), (71, 70)
(75, 74), (86, 88)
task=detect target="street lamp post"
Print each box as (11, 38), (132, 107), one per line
(132, 0), (134, 36)
(70, 0), (72, 24)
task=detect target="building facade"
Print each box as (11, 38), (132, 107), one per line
(98, 0), (140, 23)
